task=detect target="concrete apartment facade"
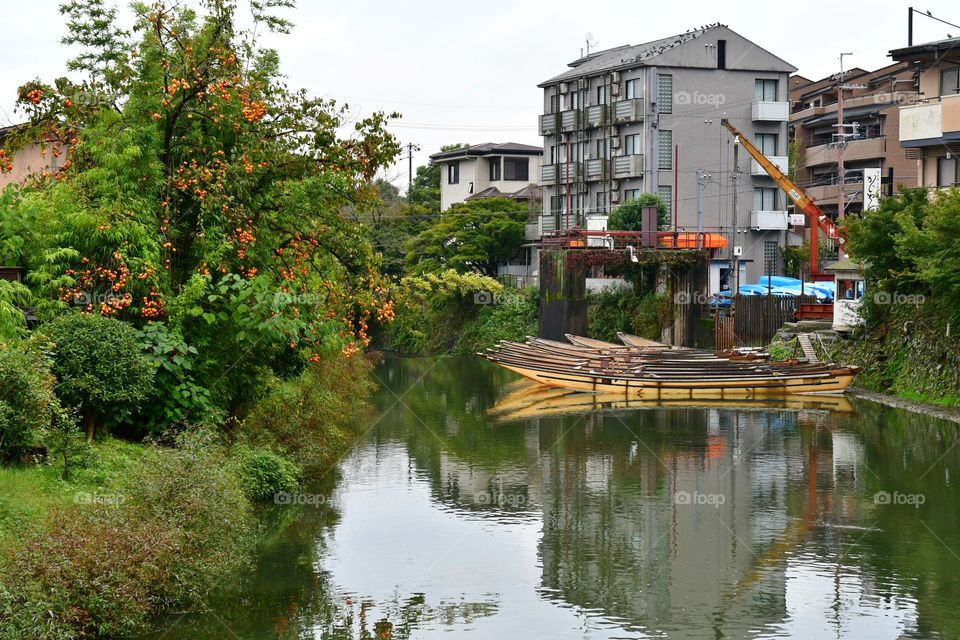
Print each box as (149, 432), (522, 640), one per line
(430, 143), (543, 212)
(537, 25), (797, 289)
(789, 63), (919, 217)
(890, 37), (960, 188)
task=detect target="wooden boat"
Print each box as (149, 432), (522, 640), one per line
(480, 335), (859, 398)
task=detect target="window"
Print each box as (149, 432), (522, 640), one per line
(755, 79), (778, 102)
(596, 139), (608, 159)
(625, 78), (641, 100)
(763, 241), (780, 270)
(550, 145), (566, 164)
(550, 195), (564, 215)
(756, 133), (777, 156)
(447, 162), (459, 185)
(657, 74), (673, 113)
(837, 279), (864, 300)
(597, 85), (608, 105)
(624, 188), (640, 202)
(941, 67), (960, 96)
(658, 186), (672, 228)
(717, 39), (726, 69)
(624, 134), (641, 156)
(938, 157), (958, 187)
(596, 191), (608, 212)
(658, 130), (673, 169)
(754, 187), (778, 211)
(550, 94), (560, 114)
(504, 157), (529, 181)
(570, 90), (584, 109)
(489, 158), (501, 181)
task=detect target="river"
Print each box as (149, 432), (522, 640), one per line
(157, 357), (960, 639)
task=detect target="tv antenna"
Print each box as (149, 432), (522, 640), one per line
(585, 32), (599, 58)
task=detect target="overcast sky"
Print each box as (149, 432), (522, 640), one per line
(1, 0), (957, 190)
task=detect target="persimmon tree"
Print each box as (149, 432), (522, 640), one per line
(5, 0), (401, 423)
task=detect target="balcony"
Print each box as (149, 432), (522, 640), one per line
(751, 156), (789, 177)
(613, 98), (645, 123)
(752, 100), (790, 122)
(803, 137), (886, 168)
(585, 158), (607, 181)
(805, 180), (864, 206)
(540, 162), (582, 185)
(613, 154), (644, 179)
(750, 210), (789, 231)
(900, 95), (960, 147)
(524, 221), (541, 241)
(585, 104), (608, 128)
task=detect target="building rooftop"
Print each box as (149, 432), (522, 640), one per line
(429, 142), (543, 162)
(538, 24), (795, 86)
(890, 36), (960, 61)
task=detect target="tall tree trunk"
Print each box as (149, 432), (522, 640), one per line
(84, 409), (96, 443)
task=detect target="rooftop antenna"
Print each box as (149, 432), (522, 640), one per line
(586, 32), (599, 58)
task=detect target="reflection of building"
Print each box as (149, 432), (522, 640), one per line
(890, 36), (960, 188)
(538, 409), (795, 638)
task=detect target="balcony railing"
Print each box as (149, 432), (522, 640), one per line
(585, 158), (607, 181)
(750, 210), (789, 231)
(900, 94), (960, 146)
(752, 100), (790, 122)
(751, 156), (789, 177)
(803, 136), (886, 167)
(614, 98), (645, 123)
(540, 162), (583, 185)
(585, 104), (608, 128)
(613, 154), (644, 178)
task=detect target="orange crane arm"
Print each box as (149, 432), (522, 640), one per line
(720, 119), (845, 275)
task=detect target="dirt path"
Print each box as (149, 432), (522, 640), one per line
(847, 388), (960, 424)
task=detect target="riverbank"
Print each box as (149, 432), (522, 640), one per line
(846, 389), (960, 425)
(0, 356), (374, 640)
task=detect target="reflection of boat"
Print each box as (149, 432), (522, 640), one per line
(481, 334), (859, 399)
(489, 380), (855, 421)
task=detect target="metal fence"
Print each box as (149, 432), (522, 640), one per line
(708, 295), (818, 349)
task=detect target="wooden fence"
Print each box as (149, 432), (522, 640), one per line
(708, 295), (818, 349)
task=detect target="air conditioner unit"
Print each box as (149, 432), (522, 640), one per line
(611, 71), (621, 83)
(559, 82), (569, 94)
(610, 180), (620, 190)
(610, 137), (621, 149)
(610, 191), (621, 203)
(610, 83), (621, 96)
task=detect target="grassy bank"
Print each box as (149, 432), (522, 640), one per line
(0, 356), (374, 640)
(834, 301), (960, 407)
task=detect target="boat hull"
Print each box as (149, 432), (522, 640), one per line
(497, 362), (856, 398)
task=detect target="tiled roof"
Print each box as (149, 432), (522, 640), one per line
(429, 142), (543, 162)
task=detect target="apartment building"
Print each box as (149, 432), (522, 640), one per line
(430, 142), (544, 212)
(890, 37), (960, 188)
(789, 63), (919, 218)
(537, 24), (796, 287)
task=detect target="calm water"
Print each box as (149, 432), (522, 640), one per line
(159, 357), (960, 639)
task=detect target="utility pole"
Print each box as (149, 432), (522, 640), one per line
(696, 169), (711, 249)
(730, 144), (740, 297)
(406, 142), (420, 194)
(836, 52), (852, 222)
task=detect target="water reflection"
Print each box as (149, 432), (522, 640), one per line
(155, 357), (960, 639)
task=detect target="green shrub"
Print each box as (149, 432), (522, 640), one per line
(233, 446), (300, 501)
(0, 430), (256, 639)
(455, 286), (538, 354)
(607, 194), (669, 231)
(43, 313), (154, 441)
(0, 340), (58, 459)
(244, 356), (374, 470)
(587, 288), (666, 343)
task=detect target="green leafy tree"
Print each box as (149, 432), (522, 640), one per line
(405, 198), (527, 277)
(5, 0), (402, 427)
(44, 313), (154, 441)
(607, 194), (669, 231)
(0, 341), (59, 457)
(407, 163), (441, 214)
